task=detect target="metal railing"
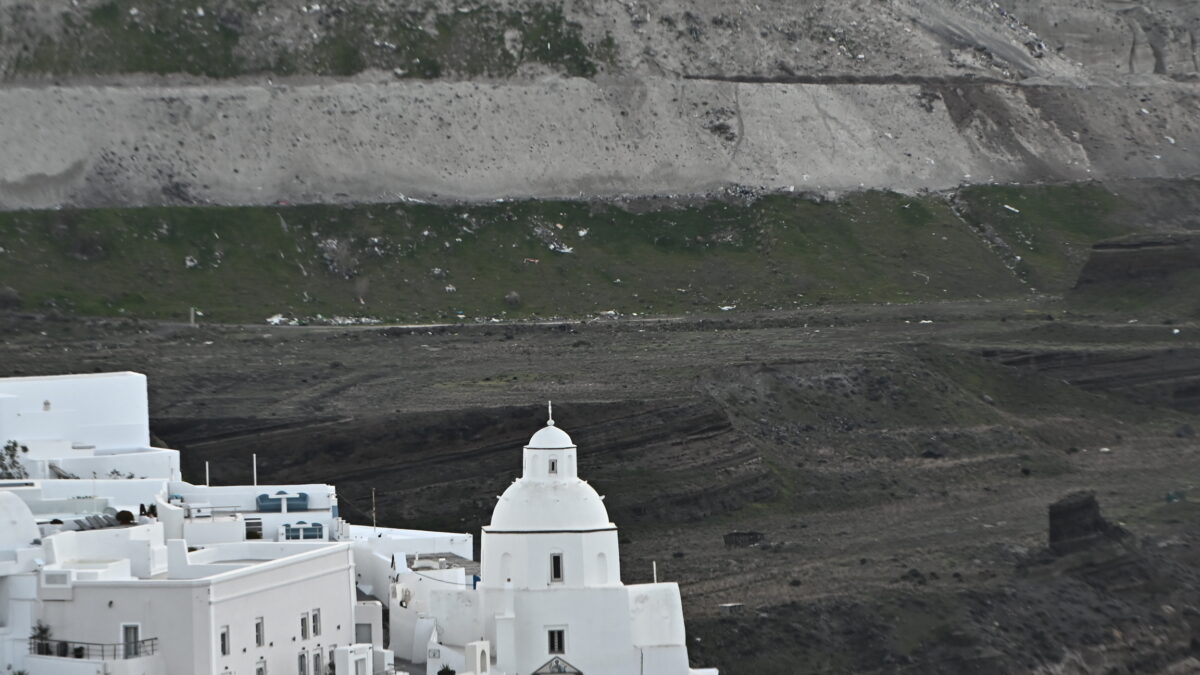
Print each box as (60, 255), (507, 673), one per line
(29, 638), (158, 660)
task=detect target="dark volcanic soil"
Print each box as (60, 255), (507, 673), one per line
(2, 302), (1198, 674)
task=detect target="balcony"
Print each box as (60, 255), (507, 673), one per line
(29, 637), (158, 660)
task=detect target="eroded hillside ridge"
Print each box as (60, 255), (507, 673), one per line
(2, 0), (1199, 82)
(1, 78), (1197, 210)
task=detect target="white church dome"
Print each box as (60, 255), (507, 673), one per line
(526, 423), (574, 449)
(487, 419), (612, 531)
(0, 491), (39, 552)
(489, 479), (611, 531)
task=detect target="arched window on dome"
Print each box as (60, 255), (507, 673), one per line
(500, 553), (512, 583)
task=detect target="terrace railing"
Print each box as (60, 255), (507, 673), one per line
(29, 637), (158, 660)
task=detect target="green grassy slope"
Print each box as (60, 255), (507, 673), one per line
(0, 185), (1143, 323)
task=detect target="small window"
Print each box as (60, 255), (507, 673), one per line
(123, 624), (141, 659)
(219, 626), (230, 656)
(354, 658), (367, 675)
(355, 623), (372, 644)
(300, 614), (309, 640)
(298, 652), (308, 675)
(313, 651), (322, 675)
(256, 661), (267, 675)
(548, 629), (565, 654)
(255, 617), (265, 647)
(311, 609), (321, 637)
(550, 553), (563, 582)
(548, 458), (558, 474)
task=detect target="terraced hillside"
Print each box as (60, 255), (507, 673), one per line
(2, 300), (1197, 674)
(1, 0), (1198, 208)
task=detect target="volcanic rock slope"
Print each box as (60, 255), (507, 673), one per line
(0, 0), (1198, 208)
(2, 304), (1199, 674)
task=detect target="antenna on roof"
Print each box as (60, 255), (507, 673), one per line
(547, 400), (554, 426)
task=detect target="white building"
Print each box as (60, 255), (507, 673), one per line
(1, 373), (715, 675)
(404, 414), (717, 675)
(0, 372), (470, 675)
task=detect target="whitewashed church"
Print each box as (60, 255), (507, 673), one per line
(406, 410), (717, 675)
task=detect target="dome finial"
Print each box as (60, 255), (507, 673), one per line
(547, 400), (555, 426)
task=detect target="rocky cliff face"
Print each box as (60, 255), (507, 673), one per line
(0, 0), (1197, 209)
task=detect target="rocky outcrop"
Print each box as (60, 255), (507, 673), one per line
(1048, 491), (1129, 555)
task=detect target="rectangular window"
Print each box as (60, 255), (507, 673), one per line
(355, 623), (372, 645)
(219, 625), (230, 656)
(550, 553), (563, 582)
(354, 658), (367, 675)
(311, 609), (321, 637)
(255, 617), (265, 647)
(300, 614), (309, 640)
(548, 629), (565, 654)
(298, 652), (308, 675)
(548, 458), (558, 474)
(256, 661), (267, 675)
(312, 651), (322, 675)
(123, 624), (141, 659)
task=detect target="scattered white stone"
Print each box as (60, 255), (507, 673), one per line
(129, 7), (139, 15)
(1002, 204), (1020, 213)
(184, 255), (198, 269)
(266, 314), (286, 326)
(549, 242), (574, 254)
(1165, 136), (1176, 144)
(719, 305), (736, 311)
(577, 228), (589, 238)
(919, 319), (933, 324)
(196, 7), (204, 16)
(1172, 328), (1181, 335)
(444, 284), (457, 293)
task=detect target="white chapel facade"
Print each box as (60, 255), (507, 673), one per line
(418, 410), (716, 675)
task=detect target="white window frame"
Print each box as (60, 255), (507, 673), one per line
(550, 552), (564, 583)
(547, 627), (566, 654)
(121, 623), (142, 659)
(548, 458), (558, 474)
(219, 624), (230, 656)
(312, 650), (323, 675)
(255, 659), (267, 675)
(255, 617), (265, 647)
(311, 608), (321, 637)
(298, 651), (308, 675)
(300, 613), (309, 640)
